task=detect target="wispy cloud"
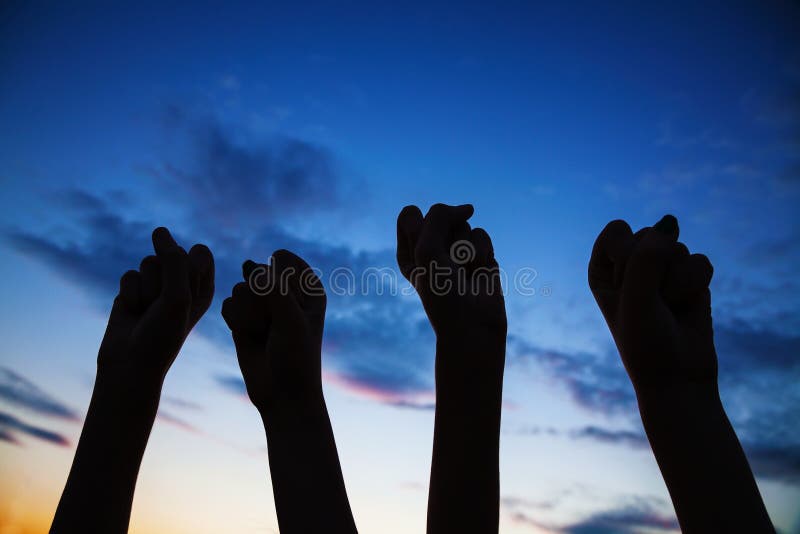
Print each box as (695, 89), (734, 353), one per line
(569, 426), (649, 449)
(156, 410), (201, 434)
(4, 105), (435, 406)
(505, 493), (678, 534)
(0, 410), (71, 447)
(0, 367), (79, 421)
(559, 500), (679, 534)
(509, 317), (800, 485)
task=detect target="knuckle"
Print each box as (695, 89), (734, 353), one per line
(139, 255), (158, 270)
(232, 281), (251, 299)
(399, 204), (422, 220)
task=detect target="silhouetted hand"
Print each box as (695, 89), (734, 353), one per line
(52, 227), (214, 534)
(588, 215), (773, 533)
(397, 203), (506, 347)
(221, 250), (356, 534)
(397, 203), (506, 534)
(98, 227), (215, 387)
(221, 249), (325, 416)
(588, 216), (715, 391)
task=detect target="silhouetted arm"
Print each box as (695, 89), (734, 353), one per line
(51, 375), (160, 532)
(261, 393), (355, 533)
(51, 228), (215, 533)
(428, 336), (504, 533)
(637, 382), (772, 532)
(222, 252), (356, 534)
(589, 216), (772, 533)
(397, 204), (506, 534)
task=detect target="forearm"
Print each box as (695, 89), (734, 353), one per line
(51, 372), (160, 533)
(636, 382), (773, 533)
(261, 393), (357, 534)
(428, 337), (505, 534)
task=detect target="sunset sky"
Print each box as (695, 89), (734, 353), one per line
(1, 2), (799, 533)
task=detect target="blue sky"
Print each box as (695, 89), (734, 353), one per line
(1, 2), (799, 533)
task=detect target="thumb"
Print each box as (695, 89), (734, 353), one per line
(621, 215), (679, 312)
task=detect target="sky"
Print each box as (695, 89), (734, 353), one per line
(0, 1), (799, 533)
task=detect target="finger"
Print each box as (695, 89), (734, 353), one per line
(673, 242), (690, 258)
(243, 259), (259, 280)
(271, 249), (325, 308)
(232, 281), (253, 301)
(474, 258), (503, 299)
(588, 219), (634, 318)
(188, 244), (215, 321)
(152, 227), (191, 306)
(118, 270), (142, 312)
(469, 227), (494, 267)
(266, 249), (307, 328)
(622, 217), (680, 309)
(222, 289), (268, 335)
(653, 214), (679, 241)
(245, 262), (275, 297)
(416, 203), (474, 265)
(221, 296), (237, 331)
(397, 205), (424, 280)
(452, 220), (472, 245)
(588, 220), (634, 290)
(663, 253), (714, 308)
(139, 255), (161, 304)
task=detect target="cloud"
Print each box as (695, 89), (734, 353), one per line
(0, 410), (71, 447)
(156, 410), (201, 434)
(4, 191), (153, 300)
(162, 396), (204, 411)
(509, 318), (800, 484)
(148, 103), (342, 231)
(504, 493), (677, 534)
(4, 103), (436, 408)
(8, 185), (437, 408)
(569, 426), (649, 449)
(323, 369), (435, 410)
(0, 367), (79, 421)
(214, 374), (248, 399)
(559, 501), (679, 534)
(508, 336), (636, 416)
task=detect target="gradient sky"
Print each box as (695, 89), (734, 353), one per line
(1, 2), (799, 533)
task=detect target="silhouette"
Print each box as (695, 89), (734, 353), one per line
(47, 214), (778, 534)
(51, 227), (215, 533)
(221, 250), (357, 533)
(588, 215), (774, 533)
(396, 204), (506, 534)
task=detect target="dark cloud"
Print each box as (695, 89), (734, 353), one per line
(508, 336), (637, 416)
(510, 318), (800, 484)
(0, 410), (71, 447)
(147, 103), (343, 231)
(4, 102), (434, 408)
(569, 426), (649, 449)
(7, 186), (436, 407)
(0, 367), (79, 421)
(4, 192), (153, 300)
(559, 501), (679, 534)
(504, 493), (677, 534)
(214, 374), (248, 398)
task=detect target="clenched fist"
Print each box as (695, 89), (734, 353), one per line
(221, 249), (326, 417)
(99, 227), (215, 386)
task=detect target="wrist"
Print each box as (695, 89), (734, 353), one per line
(635, 380), (723, 430)
(434, 335), (505, 405)
(91, 368), (162, 421)
(258, 386), (327, 430)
